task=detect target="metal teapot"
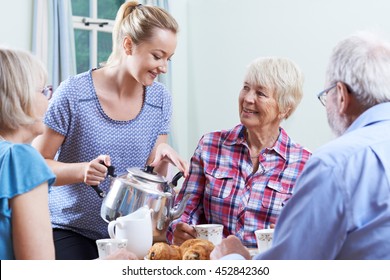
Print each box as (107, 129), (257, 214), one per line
(100, 165), (190, 242)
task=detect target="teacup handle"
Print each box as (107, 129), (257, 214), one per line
(108, 220), (119, 239)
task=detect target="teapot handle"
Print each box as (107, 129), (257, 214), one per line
(171, 172), (184, 187)
(90, 161), (116, 198)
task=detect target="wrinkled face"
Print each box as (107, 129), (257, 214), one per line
(238, 81), (282, 130)
(325, 88), (349, 137)
(127, 28), (177, 86)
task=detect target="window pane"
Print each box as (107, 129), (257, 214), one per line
(98, 0), (125, 20)
(71, 0), (90, 17)
(98, 31), (112, 66)
(74, 29), (90, 73)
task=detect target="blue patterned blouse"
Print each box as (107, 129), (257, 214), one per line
(44, 69), (172, 240)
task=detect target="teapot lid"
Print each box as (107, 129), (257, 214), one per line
(126, 165), (166, 183)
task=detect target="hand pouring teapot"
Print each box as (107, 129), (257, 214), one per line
(100, 165), (190, 242)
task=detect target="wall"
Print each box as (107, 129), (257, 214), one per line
(169, 0), (390, 160)
(2, 0), (390, 162)
(0, 0), (33, 51)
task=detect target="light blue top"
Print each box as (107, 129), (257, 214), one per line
(222, 102), (390, 260)
(44, 69), (172, 240)
(0, 141), (56, 260)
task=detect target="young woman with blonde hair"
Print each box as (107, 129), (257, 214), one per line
(33, 1), (187, 259)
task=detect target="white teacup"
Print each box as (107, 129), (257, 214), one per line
(194, 224), (224, 245)
(108, 206), (153, 258)
(96, 238), (127, 259)
(254, 228), (274, 253)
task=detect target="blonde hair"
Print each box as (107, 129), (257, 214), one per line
(245, 57), (304, 119)
(0, 47), (47, 130)
(106, 1), (179, 66)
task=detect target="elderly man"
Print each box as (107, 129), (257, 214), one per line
(211, 30), (390, 260)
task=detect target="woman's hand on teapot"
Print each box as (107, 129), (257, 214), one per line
(172, 222), (197, 246)
(83, 155), (111, 185)
(150, 143), (189, 177)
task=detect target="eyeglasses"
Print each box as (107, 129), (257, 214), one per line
(41, 85), (53, 100)
(317, 84), (337, 106)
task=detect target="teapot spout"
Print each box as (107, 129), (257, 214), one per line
(169, 193), (191, 220)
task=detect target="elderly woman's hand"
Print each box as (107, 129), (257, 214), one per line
(172, 222), (197, 246)
(150, 143), (189, 177)
(210, 235), (251, 260)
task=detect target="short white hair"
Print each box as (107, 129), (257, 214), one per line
(245, 57), (304, 119)
(326, 30), (390, 109)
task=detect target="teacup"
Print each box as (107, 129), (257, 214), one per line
(108, 206), (153, 258)
(96, 238), (127, 259)
(254, 228), (274, 253)
(194, 224), (224, 245)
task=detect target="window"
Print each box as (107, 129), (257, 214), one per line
(71, 0), (125, 73)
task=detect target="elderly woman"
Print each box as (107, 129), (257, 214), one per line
(0, 47), (56, 259)
(0, 47), (136, 260)
(167, 57), (312, 248)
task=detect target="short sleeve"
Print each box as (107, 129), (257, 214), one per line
(44, 77), (75, 136)
(0, 143), (56, 199)
(144, 82), (172, 135)
(160, 89), (172, 135)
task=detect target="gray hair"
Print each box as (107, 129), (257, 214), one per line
(245, 57), (304, 119)
(326, 30), (390, 109)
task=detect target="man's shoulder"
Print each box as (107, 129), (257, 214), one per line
(312, 126), (382, 165)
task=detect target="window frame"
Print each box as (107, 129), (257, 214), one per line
(72, 0), (119, 71)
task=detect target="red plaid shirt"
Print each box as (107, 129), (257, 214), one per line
(167, 124), (311, 248)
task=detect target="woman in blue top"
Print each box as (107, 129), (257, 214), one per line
(33, 1), (188, 259)
(0, 47), (56, 259)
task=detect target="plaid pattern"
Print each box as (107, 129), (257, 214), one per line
(167, 124), (311, 248)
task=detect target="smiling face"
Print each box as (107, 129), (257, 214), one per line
(238, 81), (282, 131)
(126, 28), (177, 86)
